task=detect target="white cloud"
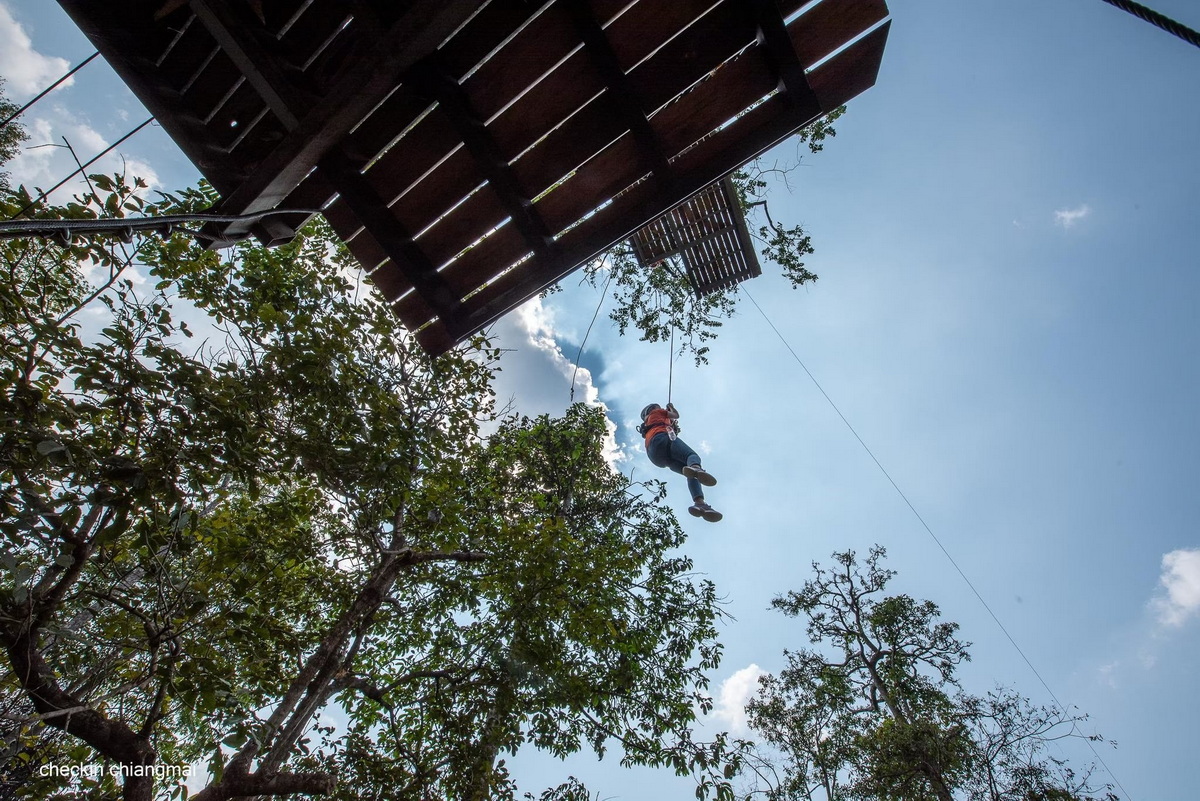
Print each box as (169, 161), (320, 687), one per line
(0, 4), (71, 98)
(1096, 661), (1119, 689)
(7, 115), (117, 201)
(1053, 204), (1091, 229)
(122, 155), (161, 192)
(514, 295), (627, 467)
(1151, 548), (1200, 628)
(7, 108), (163, 204)
(710, 663), (765, 735)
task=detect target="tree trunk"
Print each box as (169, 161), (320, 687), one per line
(465, 676), (517, 801)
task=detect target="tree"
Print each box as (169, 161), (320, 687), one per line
(0, 78), (26, 191)
(0, 78), (29, 190)
(566, 108), (844, 365)
(0, 172), (738, 800)
(743, 547), (1117, 801)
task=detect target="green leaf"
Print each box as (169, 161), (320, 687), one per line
(36, 439), (67, 456)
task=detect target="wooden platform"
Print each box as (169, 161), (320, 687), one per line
(630, 176), (762, 297)
(58, 0), (891, 354)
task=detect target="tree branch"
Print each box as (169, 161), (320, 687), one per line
(191, 769), (336, 801)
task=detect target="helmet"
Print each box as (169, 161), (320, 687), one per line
(640, 403), (661, 421)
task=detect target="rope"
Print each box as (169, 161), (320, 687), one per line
(569, 261), (615, 403)
(667, 325), (674, 405)
(741, 286), (1131, 801)
(8, 117), (154, 220)
(0, 52), (100, 131)
(1097, 0), (1200, 48)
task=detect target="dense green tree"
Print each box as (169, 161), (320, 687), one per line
(0, 172), (737, 801)
(0, 79), (27, 190)
(743, 547), (1117, 801)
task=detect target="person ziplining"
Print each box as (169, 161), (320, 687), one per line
(639, 402), (722, 522)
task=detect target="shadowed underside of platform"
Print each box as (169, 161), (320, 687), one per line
(58, 0), (890, 354)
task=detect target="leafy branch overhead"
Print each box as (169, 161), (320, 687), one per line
(567, 107), (843, 365)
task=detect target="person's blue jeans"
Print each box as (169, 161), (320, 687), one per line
(646, 432), (703, 500)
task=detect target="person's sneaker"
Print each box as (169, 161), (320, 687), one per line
(683, 464), (717, 487)
(688, 502), (723, 523)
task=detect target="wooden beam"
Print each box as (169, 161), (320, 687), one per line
(749, 0), (821, 113)
(55, 0), (246, 193)
(442, 15), (889, 346)
(564, 0), (674, 188)
(408, 57), (557, 262)
(188, 0), (313, 127)
(207, 0), (485, 237)
(454, 98), (823, 340)
(318, 150), (465, 336)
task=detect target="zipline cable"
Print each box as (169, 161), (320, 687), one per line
(0, 51), (100, 131)
(1096, 0), (1200, 49)
(8, 116), (153, 220)
(741, 286), (1132, 801)
(569, 257), (615, 403)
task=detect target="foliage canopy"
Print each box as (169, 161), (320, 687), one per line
(0, 163), (737, 801)
(743, 547), (1119, 801)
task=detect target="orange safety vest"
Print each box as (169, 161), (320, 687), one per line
(641, 408), (676, 449)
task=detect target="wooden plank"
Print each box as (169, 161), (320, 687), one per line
(275, 0), (352, 74)
(392, 218), (528, 326)
(414, 318), (457, 355)
(256, 0), (311, 35)
(340, 86), (429, 164)
(606, 0), (723, 71)
(412, 180), (506, 270)
(398, 0), (772, 304)
(447, 19), (890, 336)
(191, 0), (314, 128)
(56, 0), (249, 193)
(273, 1), (548, 225)
(507, 89), (630, 200)
(184, 51), (243, 124)
(319, 150), (461, 326)
(805, 19), (890, 112)
(440, 1), (549, 78)
(751, 0), (819, 113)
(531, 56), (767, 238)
(228, 113), (290, 173)
(393, 1), (888, 336)
(394, 0), (720, 284)
(791, 0), (889, 68)
(155, 17), (216, 91)
(301, 14), (368, 93)
(328, 108), (466, 245)
(463, 1), (586, 123)
(566, 0), (672, 182)
(207, 0), (484, 230)
(410, 61), (555, 260)
(337, 223), (388, 273)
(207, 80), (271, 149)
(623, 0), (789, 112)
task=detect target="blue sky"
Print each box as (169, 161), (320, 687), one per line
(3, 1), (1198, 798)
